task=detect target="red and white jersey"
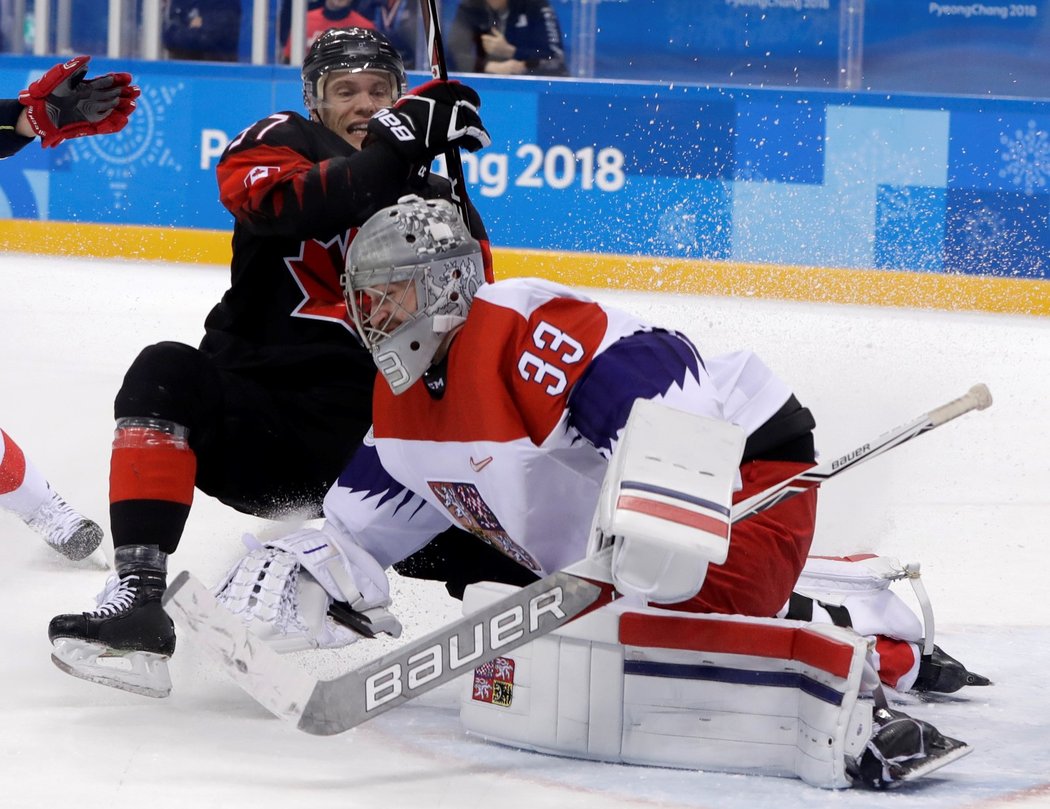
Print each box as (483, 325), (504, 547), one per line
(323, 279), (794, 576)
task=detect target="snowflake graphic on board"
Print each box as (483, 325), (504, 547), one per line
(957, 207), (1010, 271)
(733, 157), (767, 183)
(55, 82), (183, 210)
(877, 186), (927, 231)
(999, 120), (1050, 196)
(656, 201), (699, 253)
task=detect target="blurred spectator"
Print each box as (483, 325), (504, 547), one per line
(448, 0), (567, 77)
(280, 1), (325, 58)
(284, 0), (375, 61)
(354, 0), (419, 70)
(0, 0), (13, 52)
(162, 0), (242, 62)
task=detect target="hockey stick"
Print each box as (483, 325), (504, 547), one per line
(418, 0), (473, 230)
(731, 382), (993, 519)
(164, 551), (615, 734)
(163, 383), (991, 735)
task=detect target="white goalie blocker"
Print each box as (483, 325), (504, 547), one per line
(592, 399), (746, 604)
(459, 581), (872, 789)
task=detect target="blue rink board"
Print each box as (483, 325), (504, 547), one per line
(1, 56), (1048, 280)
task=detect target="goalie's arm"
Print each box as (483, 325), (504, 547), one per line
(565, 330), (723, 456)
(322, 440), (454, 568)
(212, 441), (455, 652)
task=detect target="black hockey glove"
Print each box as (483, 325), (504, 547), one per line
(365, 79), (491, 164)
(18, 55), (140, 148)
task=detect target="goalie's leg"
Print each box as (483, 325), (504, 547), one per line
(677, 457), (819, 617)
(786, 555), (991, 694)
(48, 544), (175, 698)
(459, 583), (970, 789)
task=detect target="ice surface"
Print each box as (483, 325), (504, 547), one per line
(1, 253), (1048, 808)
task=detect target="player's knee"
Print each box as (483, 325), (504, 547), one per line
(115, 341), (221, 425)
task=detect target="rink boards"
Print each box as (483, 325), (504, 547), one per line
(0, 56), (1047, 316)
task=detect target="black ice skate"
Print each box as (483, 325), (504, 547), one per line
(848, 707), (972, 789)
(27, 489), (104, 561)
(49, 545), (174, 698)
(913, 645), (992, 694)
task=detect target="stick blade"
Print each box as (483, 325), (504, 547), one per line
(163, 571), (317, 723)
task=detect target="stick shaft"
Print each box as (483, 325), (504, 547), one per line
(419, 0), (472, 228)
(732, 384), (992, 522)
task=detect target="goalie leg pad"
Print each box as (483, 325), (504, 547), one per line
(593, 399), (745, 604)
(460, 582), (871, 789)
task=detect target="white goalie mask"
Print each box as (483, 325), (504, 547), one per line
(343, 195), (485, 395)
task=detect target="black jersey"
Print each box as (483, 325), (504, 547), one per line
(0, 100), (34, 159)
(202, 110), (490, 387)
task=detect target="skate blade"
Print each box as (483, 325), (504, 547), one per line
(887, 741), (973, 788)
(50, 637), (172, 698)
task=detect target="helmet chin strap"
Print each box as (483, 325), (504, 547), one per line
(431, 322), (466, 367)
(431, 314), (467, 334)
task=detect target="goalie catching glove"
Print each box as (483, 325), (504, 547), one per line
(365, 79), (491, 165)
(214, 528), (401, 653)
(18, 55), (139, 148)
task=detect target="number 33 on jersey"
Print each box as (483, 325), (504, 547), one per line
(346, 278), (652, 575)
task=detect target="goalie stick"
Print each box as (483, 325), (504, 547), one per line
(163, 383), (992, 735)
(731, 382), (993, 519)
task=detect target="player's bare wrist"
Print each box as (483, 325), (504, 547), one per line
(14, 108), (37, 139)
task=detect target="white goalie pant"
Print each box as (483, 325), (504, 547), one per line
(459, 582), (872, 789)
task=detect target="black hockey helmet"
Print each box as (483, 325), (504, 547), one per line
(302, 28), (407, 115)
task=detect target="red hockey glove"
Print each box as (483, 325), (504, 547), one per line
(365, 79), (491, 164)
(18, 55), (140, 148)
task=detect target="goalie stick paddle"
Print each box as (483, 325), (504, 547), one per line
(163, 551), (616, 735)
(163, 383), (992, 735)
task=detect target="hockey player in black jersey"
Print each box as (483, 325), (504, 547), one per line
(48, 28), (533, 697)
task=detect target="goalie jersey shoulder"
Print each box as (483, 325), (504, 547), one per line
(373, 278), (649, 445)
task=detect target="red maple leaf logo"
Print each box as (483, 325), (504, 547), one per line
(284, 232), (356, 332)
